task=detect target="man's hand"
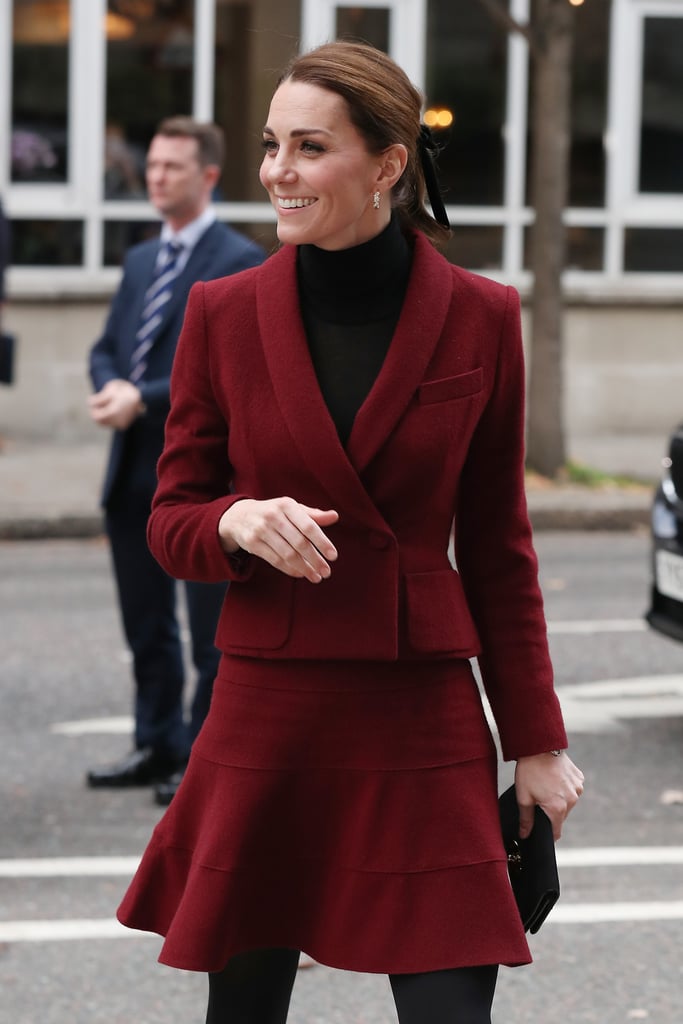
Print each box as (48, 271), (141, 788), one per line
(88, 379), (145, 430)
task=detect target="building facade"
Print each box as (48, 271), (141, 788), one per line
(1, 0), (682, 470)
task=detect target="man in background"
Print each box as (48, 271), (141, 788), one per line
(0, 197), (9, 310)
(0, 198), (13, 396)
(87, 117), (265, 805)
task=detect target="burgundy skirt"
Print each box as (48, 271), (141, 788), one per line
(117, 655), (530, 974)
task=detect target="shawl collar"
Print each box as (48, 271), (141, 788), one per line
(256, 232), (454, 509)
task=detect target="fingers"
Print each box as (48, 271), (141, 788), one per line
(542, 772), (585, 840)
(517, 804), (535, 840)
(222, 498), (339, 583)
(515, 752), (585, 842)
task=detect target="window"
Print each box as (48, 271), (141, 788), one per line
(11, 0), (70, 183)
(213, 0), (301, 204)
(639, 15), (683, 194)
(625, 227), (683, 271)
(2, 0), (683, 292)
(568, 0), (610, 207)
(105, 0), (195, 200)
(12, 219), (83, 265)
(425, 2), (507, 206)
(336, 6), (390, 50)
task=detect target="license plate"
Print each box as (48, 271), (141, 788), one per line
(655, 549), (683, 603)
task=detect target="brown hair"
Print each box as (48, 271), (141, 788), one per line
(155, 116), (225, 170)
(278, 41), (450, 246)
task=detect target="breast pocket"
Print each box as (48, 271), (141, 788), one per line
(417, 368), (483, 406)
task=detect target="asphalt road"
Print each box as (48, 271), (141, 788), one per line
(1, 531), (683, 1023)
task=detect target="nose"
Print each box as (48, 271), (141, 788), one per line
(264, 148), (297, 185)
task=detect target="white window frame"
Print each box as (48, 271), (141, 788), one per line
(608, 0), (683, 222)
(2, 0), (683, 298)
(301, 0), (426, 87)
(603, 0), (683, 285)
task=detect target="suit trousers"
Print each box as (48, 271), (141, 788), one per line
(105, 494), (226, 762)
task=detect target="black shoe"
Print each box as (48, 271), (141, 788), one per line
(86, 748), (179, 789)
(154, 768), (186, 807)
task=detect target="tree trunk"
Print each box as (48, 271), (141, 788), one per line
(525, 0), (574, 477)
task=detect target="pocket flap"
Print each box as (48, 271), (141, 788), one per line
(405, 570), (481, 655)
(418, 368), (483, 405)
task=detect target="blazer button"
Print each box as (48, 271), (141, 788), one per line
(369, 531), (390, 550)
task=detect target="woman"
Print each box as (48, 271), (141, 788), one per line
(117, 40), (584, 1023)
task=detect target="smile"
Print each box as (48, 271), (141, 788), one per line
(278, 197), (317, 209)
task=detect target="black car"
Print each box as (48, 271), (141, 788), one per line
(646, 423), (683, 641)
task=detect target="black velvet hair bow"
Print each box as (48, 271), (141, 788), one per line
(418, 124), (450, 230)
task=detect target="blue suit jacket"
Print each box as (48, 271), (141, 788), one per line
(89, 220), (265, 507)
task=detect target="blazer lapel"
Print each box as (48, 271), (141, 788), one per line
(256, 247), (382, 515)
(256, 235), (454, 512)
(347, 233), (453, 473)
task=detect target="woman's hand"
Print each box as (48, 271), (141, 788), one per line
(218, 497), (339, 583)
(514, 751), (585, 841)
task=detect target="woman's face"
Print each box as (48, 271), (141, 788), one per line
(259, 79), (391, 251)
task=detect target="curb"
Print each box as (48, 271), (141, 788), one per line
(528, 503), (650, 532)
(0, 514), (104, 541)
(0, 499), (651, 540)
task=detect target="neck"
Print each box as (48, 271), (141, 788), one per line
(162, 203), (209, 234)
(297, 215), (412, 325)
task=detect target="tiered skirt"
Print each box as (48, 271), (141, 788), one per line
(117, 655), (530, 973)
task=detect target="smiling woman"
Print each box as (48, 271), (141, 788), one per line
(259, 80), (408, 252)
(115, 39), (583, 1024)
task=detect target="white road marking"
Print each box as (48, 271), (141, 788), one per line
(556, 674), (683, 732)
(0, 919), (150, 942)
(556, 847), (683, 867)
(3, 850), (683, 942)
(50, 716), (132, 735)
(2, 902), (683, 943)
(3, 847), (683, 879)
(547, 619), (647, 634)
(548, 902), (683, 925)
(0, 856), (140, 877)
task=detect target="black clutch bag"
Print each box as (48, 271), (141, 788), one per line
(499, 784), (560, 933)
(0, 331), (16, 385)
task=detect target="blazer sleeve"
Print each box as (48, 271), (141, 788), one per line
(453, 285), (567, 761)
(147, 280), (254, 584)
(88, 255), (136, 391)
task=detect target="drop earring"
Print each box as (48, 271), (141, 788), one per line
(372, 190), (381, 210)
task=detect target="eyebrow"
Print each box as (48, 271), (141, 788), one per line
(262, 126), (332, 138)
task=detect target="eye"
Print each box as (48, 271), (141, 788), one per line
(300, 140), (324, 155)
(261, 138), (278, 154)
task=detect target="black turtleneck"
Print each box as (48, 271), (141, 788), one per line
(297, 216), (412, 447)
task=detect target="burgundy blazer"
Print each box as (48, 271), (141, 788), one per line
(148, 231), (567, 760)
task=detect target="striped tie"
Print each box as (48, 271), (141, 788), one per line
(129, 239), (183, 384)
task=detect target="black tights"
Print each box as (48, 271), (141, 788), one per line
(205, 948), (498, 1024)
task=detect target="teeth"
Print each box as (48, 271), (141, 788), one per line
(279, 197), (315, 208)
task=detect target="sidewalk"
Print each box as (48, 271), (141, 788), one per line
(0, 436), (654, 539)
(0, 438), (106, 539)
